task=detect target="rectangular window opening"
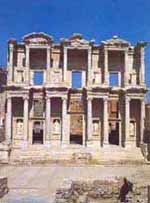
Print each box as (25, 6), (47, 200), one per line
(72, 71), (82, 88)
(109, 72), (119, 87)
(33, 71), (43, 85)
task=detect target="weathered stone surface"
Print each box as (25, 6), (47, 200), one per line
(0, 177), (9, 198)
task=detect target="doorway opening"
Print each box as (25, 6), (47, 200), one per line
(109, 122), (119, 145)
(70, 134), (83, 145)
(32, 121), (43, 144)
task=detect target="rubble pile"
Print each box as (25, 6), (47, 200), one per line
(54, 178), (147, 203)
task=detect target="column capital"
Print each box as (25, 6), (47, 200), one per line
(64, 47), (68, 52)
(47, 46), (51, 51)
(25, 44), (30, 49)
(62, 97), (67, 101)
(23, 96), (29, 100)
(7, 96), (12, 100)
(9, 44), (14, 51)
(46, 97), (51, 100)
(125, 96), (131, 103)
(87, 97), (93, 101)
(103, 97), (108, 102)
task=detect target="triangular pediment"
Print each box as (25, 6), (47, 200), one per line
(102, 35), (130, 46)
(61, 33), (94, 47)
(23, 32), (53, 44)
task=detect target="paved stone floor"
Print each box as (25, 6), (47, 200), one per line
(0, 164), (150, 203)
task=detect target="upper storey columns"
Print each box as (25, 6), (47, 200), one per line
(8, 41), (16, 84)
(87, 48), (92, 86)
(25, 45), (30, 84)
(140, 46), (145, 86)
(63, 47), (67, 82)
(124, 50), (129, 86)
(46, 47), (51, 83)
(104, 48), (109, 85)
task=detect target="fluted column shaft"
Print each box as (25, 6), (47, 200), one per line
(103, 98), (109, 145)
(6, 97), (12, 144)
(141, 99), (145, 144)
(63, 48), (67, 82)
(87, 98), (92, 142)
(23, 97), (29, 143)
(46, 98), (51, 141)
(62, 98), (68, 145)
(25, 45), (30, 84)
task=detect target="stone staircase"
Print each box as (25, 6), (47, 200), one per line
(100, 145), (145, 164)
(9, 144), (145, 165)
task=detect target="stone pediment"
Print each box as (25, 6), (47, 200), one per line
(61, 33), (94, 47)
(23, 32), (53, 44)
(102, 35), (131, 46)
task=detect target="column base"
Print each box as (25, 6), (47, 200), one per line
(86, 140), (93, 148)
(61, 140), (69, 147)
(44, 141), (51, 148)
(103, 143), (110, 148)
(125, 141), (136, 148)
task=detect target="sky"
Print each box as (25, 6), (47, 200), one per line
(0, 0), (150, 93)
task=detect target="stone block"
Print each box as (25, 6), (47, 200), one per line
(0, 177), (9, 198)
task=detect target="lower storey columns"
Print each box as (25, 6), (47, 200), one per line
(87, 98), (92, 146)
(23, 97), (29, 145)
(140, 99), (145, 144)
(45, 98), (51, 145)
(125, 97), (130, 147)
(103, 97), (109, 145)
(6, 97), (12, 144)
(62, 97), (69, 145)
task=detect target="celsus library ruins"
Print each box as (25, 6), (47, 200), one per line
(0, 32), (149, 163)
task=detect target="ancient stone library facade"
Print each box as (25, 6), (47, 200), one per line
(2, 33), (147, 162)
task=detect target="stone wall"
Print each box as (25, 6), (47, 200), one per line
(54, 178), (147, 203)
(0, 177), (9, 198)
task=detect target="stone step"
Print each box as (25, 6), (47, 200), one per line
(10, 145), (144, 164)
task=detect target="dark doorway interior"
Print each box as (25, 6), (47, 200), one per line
(70, 134), (83, 145)
(32, 121), (43, 144)
(109, 122), (119, 145)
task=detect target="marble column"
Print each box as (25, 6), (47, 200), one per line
(124, 50), (129, 86)
(125, 97), (130, 147)
(103, 97), (109, 145)
(104, 49), (109, 85)
(63, 47), (67, 82)
(45, 97), (51, 143)
(88, 48), (92, 86)
(62, 97), (68, 145)
(140, 99), (145, 144)
(87, 98), (92, 143)
(47, 47), (51, 83)
(8, 44), (14, 83)
(23, 97), (29, 145)
(140, 47), (145, 85)
(25, 45), (30, 84)
(6, 97), (12, 144)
